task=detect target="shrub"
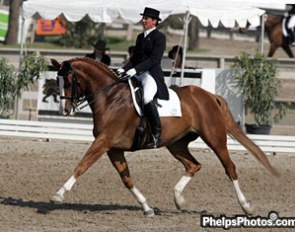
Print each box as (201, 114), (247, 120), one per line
(0, 52), (48, 118)
(231, 51), (289, 125)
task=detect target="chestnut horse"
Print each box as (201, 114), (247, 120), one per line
(50, 57), (278, 216)
(265, 14), (294, 57)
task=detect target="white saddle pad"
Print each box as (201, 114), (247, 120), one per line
(157, 89), (182, 117)
(282, 16), (295, 37)
(282, 18), (288, 37)
(128, 79), (182, 117)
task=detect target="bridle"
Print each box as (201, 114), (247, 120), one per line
(57, 60), (126, 114)
(57, 61), (86, 112)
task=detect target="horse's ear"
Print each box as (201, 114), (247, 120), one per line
(62, 61), (72, 70)
(51, 58), (61, 69)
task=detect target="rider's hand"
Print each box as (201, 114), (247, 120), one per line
(116, 68), (125, 79)
(125, 68), (136, 78)
(116, 68), (125, 76)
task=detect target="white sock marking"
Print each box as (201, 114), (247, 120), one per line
(130, 186), (151, 212)
(174, 176), (192, 207)
(174, 176), (192, 193)
(56, 175), (76, 197)
(233, 180), (247, 204)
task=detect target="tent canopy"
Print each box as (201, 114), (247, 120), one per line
(21, 0), (293, 84)
(22, 0), (268, 28)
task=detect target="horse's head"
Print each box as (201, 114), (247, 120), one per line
(51, 58), (120, 115)
(51, 58), (85, 115)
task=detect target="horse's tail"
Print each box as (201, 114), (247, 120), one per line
(216, 96), (280, 177)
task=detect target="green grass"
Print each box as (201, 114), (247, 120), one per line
(0, 36), (211, 54)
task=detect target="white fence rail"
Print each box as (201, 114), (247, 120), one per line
(0, 119), (295, 154)
(0, 119), (94, 142)
(189, 135), (295, 154)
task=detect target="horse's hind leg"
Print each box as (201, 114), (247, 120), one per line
(107, 150), (154, 216)
(267, 43), (278, 57)
(282, 44), (294, 58)
(204, 135), (253, 215)
(166, 136), (201, 210)
(51, 135), (109, 203)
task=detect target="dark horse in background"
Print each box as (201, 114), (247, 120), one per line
(265, 14), (294, 58)
(240, 14), (294, 57)
(50, 58), (279, 216)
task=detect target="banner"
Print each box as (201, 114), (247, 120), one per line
(0, 9), (8, 41)
(36, 17), (66, 35)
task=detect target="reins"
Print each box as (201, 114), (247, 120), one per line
(58, 61), (88, 112)
(80, 80), (129, 112)
(59, 60), (127, 112)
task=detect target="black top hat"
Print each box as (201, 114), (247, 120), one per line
(140, 7), (161, 21)
(91, 39), (109, 50)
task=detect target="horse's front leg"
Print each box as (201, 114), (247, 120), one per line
(51, 135), (109, 202)
(107, 150), (154, 217)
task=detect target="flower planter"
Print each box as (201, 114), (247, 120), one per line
(245, 124), (272, 135)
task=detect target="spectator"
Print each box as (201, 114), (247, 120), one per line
(168, 45), (183, 68)
(86, 39), (111, 65)
(128, 45), (135, 60)
(123, 45), (135, 64)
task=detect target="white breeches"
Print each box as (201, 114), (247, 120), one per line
(288, 16), (295, 29)
(135, 71), (157, 105)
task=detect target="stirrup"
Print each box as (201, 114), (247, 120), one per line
(147, 135), (161, 148)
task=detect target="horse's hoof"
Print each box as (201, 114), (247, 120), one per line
(144, 209), (155, 217)
(174, 193), (185, 210)
(241, 202), (254, 215)
(50, 193), (64, 203)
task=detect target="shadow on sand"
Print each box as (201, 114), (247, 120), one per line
(0, 196), (142, 215)
(1, 196), (210, 216)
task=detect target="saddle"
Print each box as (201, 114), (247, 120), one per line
(127, 77), (148, 151)
(128, 78), (182, 117)
(124, 77), (182, 151)
(128, 77), (145, 116)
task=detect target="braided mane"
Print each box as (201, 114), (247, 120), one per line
(68, 57), (117, 78)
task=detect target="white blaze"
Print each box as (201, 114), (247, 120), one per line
(58, 75), (65, 115)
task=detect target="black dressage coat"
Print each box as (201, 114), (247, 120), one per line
(123, 29), (169, 100)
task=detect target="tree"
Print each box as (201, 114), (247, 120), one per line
(160, 14), (200, 51)
(188, 16), (200, 50)
(4, 0), (20, 45)
(53, 16), (105, 48)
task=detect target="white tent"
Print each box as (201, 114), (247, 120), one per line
(22, 0), (266, 27)
(22, 0), (271, 83)
(22, 0), (295, 83)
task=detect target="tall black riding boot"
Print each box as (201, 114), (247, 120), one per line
(292, 31), (295, 44)
(145, 101), (161, 148)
